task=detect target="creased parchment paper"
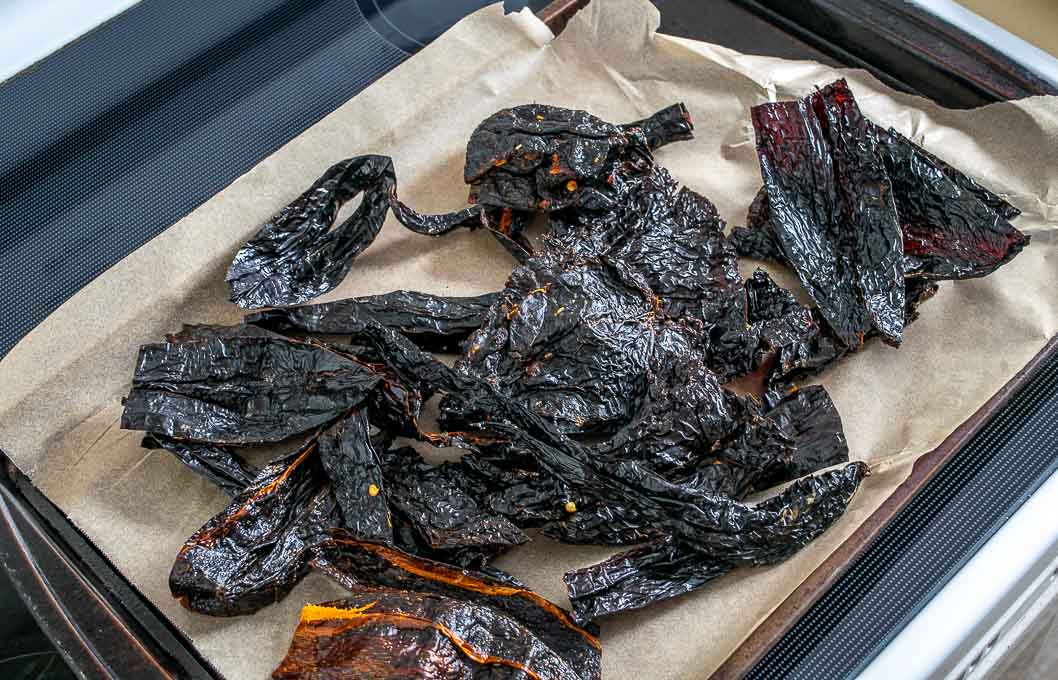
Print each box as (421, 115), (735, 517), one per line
(2, 1), (1057, 677)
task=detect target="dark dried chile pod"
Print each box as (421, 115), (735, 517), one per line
(170, 436), (339, 616)
(455, 165), (742, 433)
(457, 251), (657, 434)
(317, 409), (393, 544)
(459, 445), (575, 530)
(702, 384), (849, 498)
(593, 356), (738, 474)
(709, 269), (818, 380)
(228, 157), (496, 310)
(247, 290), (500, 353)
(310, 536), (601, 680)
(874, 125), (1020, 221)
(810, 81), (905, 344)
(874, 125), (1030, 280)
(729, 221), (787, 264)
(227, 155), (398, 309)
(752, 81), (906, 347)
(387, 196), (484, 235)
(166, 322), (284, 342)
(753, 97), (867, 348)
(738, 97), (1026, 282)
(381, 446), (528, 558)
(141, 434), (258, 497)
(321, 317), (839, 550)
(619, 102), (695, 150)
(563, 462), (869, 623)
(273, 590), (597, 680)
(729, 185), (789, 265)
(121, 335), (381, 445)
(764, 273), (940, 390)
(464, 103), (691, 213)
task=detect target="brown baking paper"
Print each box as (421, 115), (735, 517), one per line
(2, 1), (1057, 677)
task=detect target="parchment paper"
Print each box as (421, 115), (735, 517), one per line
(2, 1), (1057, 677)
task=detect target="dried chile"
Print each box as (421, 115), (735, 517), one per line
(121, 335), (381, 444)
(247, 290), (500, 353)
(706, 385), (849, 498)
(752, 81), (904, 347)
(170, 436), (339, 616)
(563, 462), (868, 623)
(737, 86), (1027, 284)
(148, 83), (1032, 653)
(875, 125), (1020, 221)
(591, 355), (738, 475)
(226, 155), (500, 310)
(230, 104), (693, 309)
(483, 206), (537, 262)
(167, 322), (284, 342)
(457, 249), (657, 433)
(464, 103), (691, 213)
(317, 409), (393, 544)
(319, 317), (859, 570)
(729, 222), (787, 264)
(273, 591), (594, 680)
(454, 165), (746, 433)
(310, 536), (601, 680)
(619, 102), (695, 150)
(729, 187), (789, 264)
(141, 434), (258, 497)
(227, 156), (397, 309)
(709, 269), (817, 381)
(810, 81), (905, 343)
(874, 124), (1030, 280)
(380, 446), (528, 564)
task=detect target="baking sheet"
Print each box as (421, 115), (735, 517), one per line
(2, 1), (1057, 677)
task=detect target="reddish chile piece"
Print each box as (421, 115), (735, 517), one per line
(874, 125), (1030, 280)
(753, 96), (871, 348)
(735, 84), (1027, 283)
(752, 81), (904, 347)
(273, 590), (595, 680)
(809, 80), (905, 344)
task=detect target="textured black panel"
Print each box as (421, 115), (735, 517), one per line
(748, 351), (1058, 679)
(0, 0), (411, 357)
